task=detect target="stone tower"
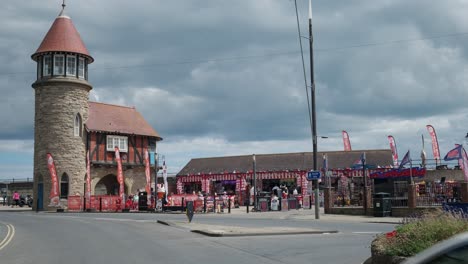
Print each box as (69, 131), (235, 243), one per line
(31, 4), (93, 210)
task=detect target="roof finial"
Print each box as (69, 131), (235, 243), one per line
(58, 0), (69, 18)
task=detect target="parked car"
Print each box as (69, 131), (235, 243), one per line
(402, 232), (468, 264)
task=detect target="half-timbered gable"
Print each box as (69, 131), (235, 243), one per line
(86, 101), (162, 167)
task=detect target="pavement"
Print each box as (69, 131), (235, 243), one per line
(155, 206), (403, 237)
(0, 205), (32, 212)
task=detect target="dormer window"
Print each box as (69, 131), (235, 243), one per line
(54, 54), (64, 75)
(66, 55), (76, 76)
(43, 55), (52, 76)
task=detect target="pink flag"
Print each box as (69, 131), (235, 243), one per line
(46, 153), (60, 207)
(144, 148), (152, 207)
(462, 147), (468, 181)
(163, 161), (168, 199)
(115, 147), (125, 203)
(342, 130), (352, 151)
(387, 135), (399, 167)
(426, 125), (441, 165)
(86, 150), (91, 208)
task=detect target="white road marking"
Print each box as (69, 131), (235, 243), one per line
(352, 231), (381, 234)
(0, 223), (15, 251)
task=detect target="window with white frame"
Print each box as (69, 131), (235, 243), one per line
(78, 57), (85, 79)
(54, 54), (65, 75)
(66, 55), (76, 76)
(74, 114), (82, 137)
(107, 135), (128, 152)
(43, 55), (52, 76)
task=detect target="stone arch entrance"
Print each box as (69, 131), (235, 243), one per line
(94, 174), (128, 195)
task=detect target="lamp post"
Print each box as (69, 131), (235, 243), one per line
(253, 154), (257, 211)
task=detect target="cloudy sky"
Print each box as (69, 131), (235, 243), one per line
(1, 0), (468, 179)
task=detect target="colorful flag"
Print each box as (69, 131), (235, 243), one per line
(352, 153), (365, 168)
(144, 148), (152, 207)
(462, 147), (468, 181)
(162, 160), (168, 201)
(399, 150), (411, 169)
(388, 135), (399, 167)
(426, 125), (441, 165)
(444, 145), (463, 161)
(115, 147), (125, 203)
(421, 134), (426, 168)
(342, 130), (352, 151)
(46, 153), (60, 207)
(86, 150), (91, 208)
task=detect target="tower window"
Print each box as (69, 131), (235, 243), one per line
(74, 114), (82, 137)
(66, 56), (76, 76)
(37, 59), (42, 79)
(60, 173), (69, 199)
(54, 54), (65, 75)
(78, 57), (85, 79)
(43, 55), (52, 76)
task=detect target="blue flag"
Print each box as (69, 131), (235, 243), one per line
(351, 153), (366, 169)
(444, 145), (463, 161)
(399, 150), (411, 169)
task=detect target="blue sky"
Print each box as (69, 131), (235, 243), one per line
(1, 0), (468, 179)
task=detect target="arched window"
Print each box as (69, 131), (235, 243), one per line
(60, 173), (69, 199)
(74, 114), (82, 137)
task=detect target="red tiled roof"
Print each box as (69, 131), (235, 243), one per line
(86, 102), (162, 139)
(32, 16), (93, 62)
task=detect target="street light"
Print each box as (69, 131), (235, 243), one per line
(253, 154), (257, 211)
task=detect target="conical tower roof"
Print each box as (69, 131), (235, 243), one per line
(32, 6), (93, 63)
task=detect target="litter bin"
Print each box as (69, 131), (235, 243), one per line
(373, 192), (391, 217)
(258, 198), (269, 212)
(138, 191), (148, 211)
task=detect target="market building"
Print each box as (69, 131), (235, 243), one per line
(177, 149), (394, 205)
(31, 4), (162, 211)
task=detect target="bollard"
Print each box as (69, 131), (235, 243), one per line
(228, 199), (231, 214)
(309, 195), (312, 209)
(246, 197), (249, 213)
(278, 198), (282, 211)
(83, 197), (86, 212)
(203, 197), (207, 213)
(181, 197), (185, 213)
(213, 198), (216, 213)
(99, 197), (102, 212)
(36, 197), (39, 213)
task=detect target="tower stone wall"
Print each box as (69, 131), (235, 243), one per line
(33, 78), (91, 211)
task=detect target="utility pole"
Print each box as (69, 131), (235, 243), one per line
(253, 154), (257, 211)
(308, 0), (320, 220)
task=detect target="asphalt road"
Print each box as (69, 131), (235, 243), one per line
(0, 212), (396, 264)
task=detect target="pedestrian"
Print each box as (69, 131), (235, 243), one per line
(12, 191), (20, 208)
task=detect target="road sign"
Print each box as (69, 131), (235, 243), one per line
(307, 170), (321, 181)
